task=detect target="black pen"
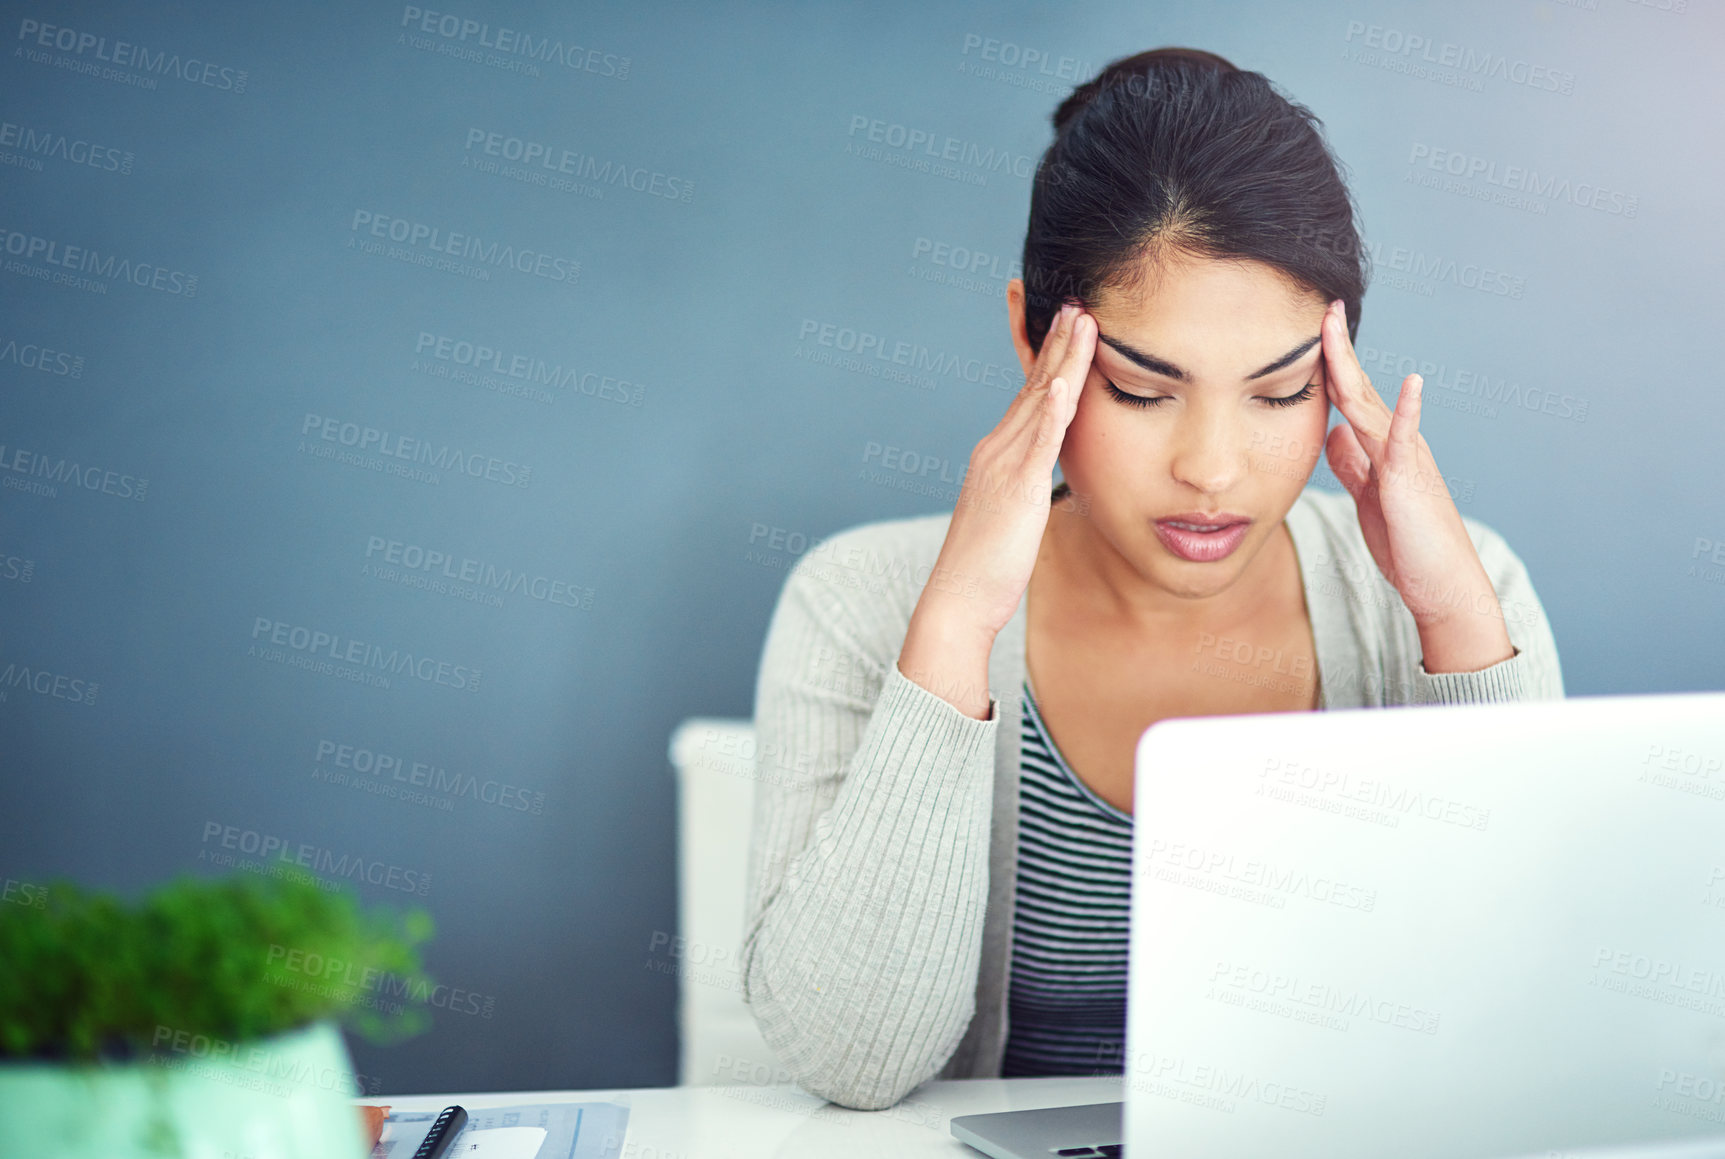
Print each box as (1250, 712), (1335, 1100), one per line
(412, 1105), (468, 1159)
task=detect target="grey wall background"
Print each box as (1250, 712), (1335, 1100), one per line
(2, 0), (1721, 1095)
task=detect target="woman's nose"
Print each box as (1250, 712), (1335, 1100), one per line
(1167, 414), (1249, 495)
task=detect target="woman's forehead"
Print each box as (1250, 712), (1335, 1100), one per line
(1089, 253), (1320, 316)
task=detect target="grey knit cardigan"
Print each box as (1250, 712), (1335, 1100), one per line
(740, 486), (1564, 1110)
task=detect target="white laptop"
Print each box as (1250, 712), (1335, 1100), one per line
(952, 690), (1725, 1159)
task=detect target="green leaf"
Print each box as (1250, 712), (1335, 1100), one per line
(0, 873), (438, 1059)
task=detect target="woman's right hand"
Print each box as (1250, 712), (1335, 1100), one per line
(897, 302), (1097, 718)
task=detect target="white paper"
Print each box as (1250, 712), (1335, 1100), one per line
(453, 1126), (548, 1158)
(371, 1100), (630, 1159)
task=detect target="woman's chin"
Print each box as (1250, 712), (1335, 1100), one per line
(1144, 562), (1250, 602)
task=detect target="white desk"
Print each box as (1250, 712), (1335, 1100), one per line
(367, 1074), (1123, 1157)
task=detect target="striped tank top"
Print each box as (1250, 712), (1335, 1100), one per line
(1001, 677), (1133, 1076)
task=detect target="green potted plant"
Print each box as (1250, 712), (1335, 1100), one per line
(0, 869), (435, 1158)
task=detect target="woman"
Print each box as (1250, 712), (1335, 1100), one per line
(740, 46), (1563, 1112)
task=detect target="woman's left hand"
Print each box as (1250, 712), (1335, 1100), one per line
(1318, 299), (1515, 674)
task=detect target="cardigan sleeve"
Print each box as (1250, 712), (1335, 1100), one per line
(1408, 517), (1565, 705)
(738, 545), (999, 1110)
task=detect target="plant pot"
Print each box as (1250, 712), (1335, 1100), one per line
(0, 1019), (369, 1159)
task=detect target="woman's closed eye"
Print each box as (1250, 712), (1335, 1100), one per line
(1102, 379), (1318, 409)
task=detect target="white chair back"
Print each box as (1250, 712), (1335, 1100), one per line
(667, 717), (791, 1087)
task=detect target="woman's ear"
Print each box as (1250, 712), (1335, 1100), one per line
(1006, 278), (1038, 379)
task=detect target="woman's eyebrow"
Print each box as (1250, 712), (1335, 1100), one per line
(1095, 331), (1321, 383)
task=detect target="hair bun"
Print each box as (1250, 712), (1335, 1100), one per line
(1052, 46), (1239, 134)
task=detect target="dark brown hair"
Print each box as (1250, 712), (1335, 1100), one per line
(1021, 47), (1369, 354)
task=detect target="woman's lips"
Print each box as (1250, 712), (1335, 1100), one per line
(1153, 514), (1252, 562)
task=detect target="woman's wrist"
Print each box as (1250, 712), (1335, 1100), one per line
(1415, 591), (1516, 674)
(899, 599), (998, 721)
